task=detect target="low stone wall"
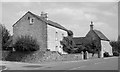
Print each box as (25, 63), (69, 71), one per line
(88, 53), (98, 59)
(61, 54), (83, 61)
(5, 51), (45, 63)
(2, 51), (99, 63)
(42, 52), (83, 62)
(41, 52), (98, 62)
(0, 51), (10, 60)
(41, 51), (62, 62)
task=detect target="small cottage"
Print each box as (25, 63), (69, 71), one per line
(73, 22), (113, 58)
(12, 11), (68, 54)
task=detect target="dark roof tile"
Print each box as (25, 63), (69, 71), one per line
(73, 37), (86, 45)
(23, 11), (68, 31)
(94, 30), (109, 41)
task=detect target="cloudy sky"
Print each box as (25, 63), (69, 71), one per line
(0, 0), (118, 41)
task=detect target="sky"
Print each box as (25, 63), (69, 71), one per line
(0, 0), (119, 41)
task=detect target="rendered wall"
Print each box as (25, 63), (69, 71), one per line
(101, 41), (113, 57)
(47, 25), (67, 54)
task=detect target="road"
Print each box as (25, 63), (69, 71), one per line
(0, 57), (118, 71)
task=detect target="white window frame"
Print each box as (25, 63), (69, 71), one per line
(30, 18), (34, 24)
(55, 31), (58, 41)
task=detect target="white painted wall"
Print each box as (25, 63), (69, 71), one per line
(101, 41), (113, 57)
(47, 25), (68, 54)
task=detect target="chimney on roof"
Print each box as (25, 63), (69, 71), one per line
(41, 11), (48, 20)
(90, 21), (94, 30)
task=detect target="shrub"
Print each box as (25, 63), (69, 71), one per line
(0, 24), (11, 50)
(104, 52), (109, 57)
(110, 36), (120, 53)
(13, 35), (39, 52)
(113, 51), (119, 56)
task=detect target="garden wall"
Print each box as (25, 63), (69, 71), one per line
(0, 51), (10, 60)
(2, 51), (99, 63)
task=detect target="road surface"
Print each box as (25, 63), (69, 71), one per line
(0, 57), (118, 71)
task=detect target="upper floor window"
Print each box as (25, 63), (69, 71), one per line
(30, 18), (34, 24)
(62, 33), (64, 37)
(28, 16), (34, 25)
(28, 17), (30, 20)
(55, 31), (58, 41)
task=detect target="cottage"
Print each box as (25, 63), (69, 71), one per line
(73, 21), (113, 58)
(12, 11), (68, 54)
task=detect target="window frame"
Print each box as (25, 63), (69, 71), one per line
(30, 17), (35, 24)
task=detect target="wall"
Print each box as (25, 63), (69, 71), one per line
(0, 51), (10, 60)
(86, 30), (101, 58)
(86, 30), (101, 47)
(2, 51), (98, 63)
(0, 24), (2, 51)
(47, 25), (67, 54)
(101, 41), (113, 57)
(13, 12), (47, 51)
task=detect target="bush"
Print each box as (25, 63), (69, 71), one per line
(113, 52), (119, 56)
(0, 24), (11, 50)
(104, 52), (109, 57)
(13, 35), (39, 52)
(110, 36), (120, 53)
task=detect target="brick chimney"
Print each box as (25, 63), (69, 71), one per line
(90, 21), (94, 30)
(41, 11), (48, 20)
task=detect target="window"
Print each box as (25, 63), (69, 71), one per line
(62, 33), (64, 37)
(55, 46), (58, 51)
(28, 17), (30, 20)
(55, 31), (58, 41)
(30, 18), (34, 24)
(59, 46), (61, 48)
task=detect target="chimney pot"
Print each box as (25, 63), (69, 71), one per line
(90, 21), (94, 30)
(41, 11), (48, 20)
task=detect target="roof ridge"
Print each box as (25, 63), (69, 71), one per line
(13, 11), (68, 31)
(93, 30), (109, 41)
(29, 11), (68, 31)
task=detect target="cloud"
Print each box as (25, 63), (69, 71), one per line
(1, 0), (119, 2)
(81, 7), (100, 13)
(17, 11), (27, 17)
(102, 11), (115, 16)
(93, 22), (118, 40)
(45, 8), (98, 21)
(1, 0), (31, 2)
(85, 13), (97, 21)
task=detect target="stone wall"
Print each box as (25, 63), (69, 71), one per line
(88, 53), (98, 59)
(13, 12), (47, 51)
(40, 52), (98, 62)
(0, 51), (10, 60)
(2, 51), (99, 63)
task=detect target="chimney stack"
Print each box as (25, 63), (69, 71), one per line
(41, 11), (48, 20)
(90, 21), (94, 30)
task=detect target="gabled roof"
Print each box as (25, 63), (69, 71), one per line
(93, 30), (109, 41)
(13, 11), (68, 31)
(73, 37), (86, 45)
(86, 29), (109, 41)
